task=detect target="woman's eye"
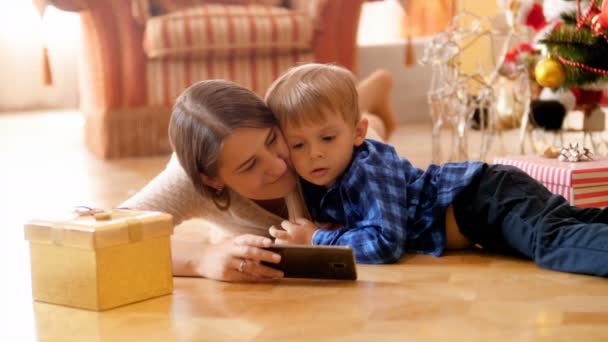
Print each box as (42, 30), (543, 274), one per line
(268, 132), (277, 145)
(291, 143), (303, 150)
(244, 160), (257, 172)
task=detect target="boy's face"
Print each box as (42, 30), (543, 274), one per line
(282, 112), (367, 187)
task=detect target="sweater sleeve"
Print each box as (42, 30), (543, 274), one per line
(120, 154), (210, 226)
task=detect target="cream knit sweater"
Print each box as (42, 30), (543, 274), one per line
(120, 154), (304, 240)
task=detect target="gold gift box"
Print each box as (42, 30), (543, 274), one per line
(24, 208), (174, 311)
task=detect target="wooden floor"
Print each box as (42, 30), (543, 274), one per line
(1, 110), (607, 341)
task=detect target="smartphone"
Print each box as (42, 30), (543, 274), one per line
(262, 245), (357, 280)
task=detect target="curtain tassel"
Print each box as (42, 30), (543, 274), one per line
(404, 35), (415, 67)
(34, 0), (53, 86)
(42, 46), (53, 86)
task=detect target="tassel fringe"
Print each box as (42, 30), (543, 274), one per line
(42, 46), (53, 86)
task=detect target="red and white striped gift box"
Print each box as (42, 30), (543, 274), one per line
(493, 155), (608, 208)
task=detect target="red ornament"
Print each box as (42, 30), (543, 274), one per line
(601, 0), (608, 27)
(588, 7), (601, 20)
(591, 13), (607, 34)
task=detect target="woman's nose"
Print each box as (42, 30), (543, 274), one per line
(265, 154), (287, 178)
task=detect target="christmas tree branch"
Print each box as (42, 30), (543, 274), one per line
(541, 26), (606, 47)
(537, 0), (608, 87)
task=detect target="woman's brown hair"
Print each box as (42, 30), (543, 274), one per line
(169, 80), (277, 209)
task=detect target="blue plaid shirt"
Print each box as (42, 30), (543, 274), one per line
(304, 139), (485, 264)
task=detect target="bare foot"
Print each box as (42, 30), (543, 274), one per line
(357, 69), (398, 138)
(363, 114), (387, 141)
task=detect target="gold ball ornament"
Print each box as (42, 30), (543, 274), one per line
(534, 57), (566, 89)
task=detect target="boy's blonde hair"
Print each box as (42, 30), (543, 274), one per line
(265, 63), (360, 128)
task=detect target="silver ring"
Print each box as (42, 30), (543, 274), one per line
(238, 259), (246, 273)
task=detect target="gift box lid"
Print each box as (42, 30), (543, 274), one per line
(493, 156), (608, 188)
(24, 208), (174, 249)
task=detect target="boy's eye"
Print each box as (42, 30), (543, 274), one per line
(322, 135), (335, 142)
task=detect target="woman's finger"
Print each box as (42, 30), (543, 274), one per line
(250, 263), (284, 279)
(274, 238), (289, 245)
(232, 244), (281, 264)
(232, 270), (262, 282)
(233, 271), (277, 283)
(238, 259), (284, 279)
(233, 234), (273, 248)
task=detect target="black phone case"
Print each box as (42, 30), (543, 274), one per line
(262, 245), (357, 280)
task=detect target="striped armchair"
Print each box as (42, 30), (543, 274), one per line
(48, 0), (364, 158)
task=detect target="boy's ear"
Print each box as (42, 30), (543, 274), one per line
(354, 117), (368, 146)
(200, 174), (223, 190)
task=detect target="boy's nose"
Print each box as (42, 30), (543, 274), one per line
(309, 144), (325, 159)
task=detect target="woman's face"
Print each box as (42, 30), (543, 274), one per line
(215, 126), (297, 200)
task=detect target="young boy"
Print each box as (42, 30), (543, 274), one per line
(265, 63), (608, 277)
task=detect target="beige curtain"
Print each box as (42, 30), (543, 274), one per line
(0, 2), (80, 112)
(358, 0), (456, 45)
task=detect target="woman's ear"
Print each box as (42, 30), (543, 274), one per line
(201, 174), (223, 190)
(354, 117), (369, 146)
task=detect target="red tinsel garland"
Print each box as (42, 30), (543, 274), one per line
(577, 0), (598, 31)
(557, 55), (608, 75)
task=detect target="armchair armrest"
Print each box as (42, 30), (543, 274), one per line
(47, 0), (147, 108)
(289, 0), (363, 76)
(47, 0), (89, 11)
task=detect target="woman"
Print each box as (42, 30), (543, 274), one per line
(121, 70), (397, 282)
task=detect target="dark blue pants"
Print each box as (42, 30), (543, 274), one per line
(453, 164), (608, 277)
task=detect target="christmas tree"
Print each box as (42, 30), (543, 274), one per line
(535, 0), (608, 90)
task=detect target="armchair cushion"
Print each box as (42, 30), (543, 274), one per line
(159, 0), (282, 11)
(132, 0), (282, 24)
(143, 4), (313, 59)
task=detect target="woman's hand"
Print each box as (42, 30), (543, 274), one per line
(197, 234), (284, 282)
(269, 218), (318, 245)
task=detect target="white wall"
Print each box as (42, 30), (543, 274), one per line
(358, 0), (432, 123)
(357, 0), (503, 123)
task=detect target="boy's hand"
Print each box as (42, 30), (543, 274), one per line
(316, 222), (343, 230)
(269, 218), (318, 245)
